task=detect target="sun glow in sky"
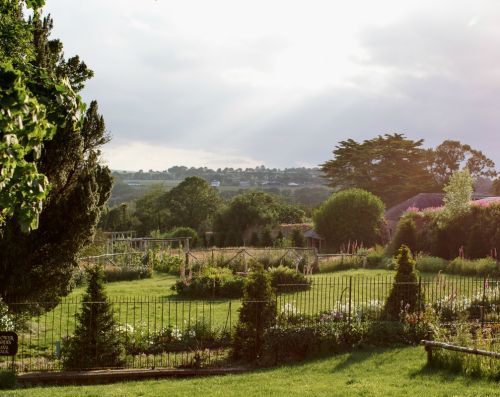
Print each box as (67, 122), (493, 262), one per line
(44, 0), (500, 170)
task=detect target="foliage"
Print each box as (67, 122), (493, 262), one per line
(0, 62), (54, 231)
(173, 267), (245, 299)
(213, 191), (304, 247)
(447, 257), (499, 277)
(430, 140), (496, 186)
(384, 246), (422, 320)
(415, 256), (448, 273)
(0, 297), (14, 331)
(0, 6), (112, 309)
(321, 134), (438, 206)
(62, 266), (125, 370)
(440, 169), (473, 224)
(322, 135), (495, 207)
(213, 191), (276, 246)
(232, 265), (276, 362)
(150, 251), (183, 275)
(391, 202), (500, 260)
(122, 320), (230, 356)
(431, 323), (500, 380)
(290, 228), (305, 247)
(161, 176), (222, 233)
(318, 255), (365, 273)
(267, 265), (310, 292)
(99, 203), (139, 232)
(260, 228), (273, 247)
(0, 370), (16, 390)
(389, 217), (417, 255)
(313, 188), (385, 251)
(167, 226), (199, 247)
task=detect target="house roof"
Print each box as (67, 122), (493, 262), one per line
(304, 229), (324, 240)
(385, 193), (444, 221)
(385, 192), (499, 221)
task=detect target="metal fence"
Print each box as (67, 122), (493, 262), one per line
(2, 274), (500, 373)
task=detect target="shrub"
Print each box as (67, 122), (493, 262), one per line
(416, 255), (448, 273)
(389, 217), (417, 256)
(0, 371), (16, 390)
(151, 252), (183, 275)
(268, 266), (311, 292)
(318, 255), (364, 273)
(63, 266), (125, 370)
(313, 188), (385, 251)
(173, 267), (245, 299)
(447, 257), (499, 277)
(260, 229), (273, 247)
(167, 226), (199, 248)
(384, 245), (423, 320)
(290, 228), (305, 247)
(232, 265), (276, 362)
(249, 231), (260, 247)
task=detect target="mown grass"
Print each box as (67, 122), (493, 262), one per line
(4, 347), (499, 396)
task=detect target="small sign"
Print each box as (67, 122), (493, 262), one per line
(0, 332), (18, 356)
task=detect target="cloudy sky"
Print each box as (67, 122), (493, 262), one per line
(44, 0), (500, 171)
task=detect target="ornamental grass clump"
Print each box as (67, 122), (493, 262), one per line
(384, 245), (423, 321)
(63, 266), (125, 370)
(232, 264), (276, 362)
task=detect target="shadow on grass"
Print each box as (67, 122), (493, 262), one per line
(330, 346), (401, 372)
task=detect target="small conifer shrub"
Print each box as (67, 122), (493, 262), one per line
(232, 264), (276, 362)
(384, 245), (422, 320)
(63, 266), (125, 370)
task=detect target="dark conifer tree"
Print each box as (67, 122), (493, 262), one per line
(63, 266), (125, 370)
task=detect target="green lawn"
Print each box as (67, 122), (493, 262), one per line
(4, 347), (498, 396)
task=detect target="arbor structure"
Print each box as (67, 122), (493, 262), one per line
(0, 3), (112, 308)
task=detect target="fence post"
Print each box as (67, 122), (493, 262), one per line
(417, 276), (422, 318)
(348, 276), (352, 324)
(481, 275), (487, 328)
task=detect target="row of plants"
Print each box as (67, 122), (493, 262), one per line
(173, 265), (311, 299)
(74, 254), (154, 285)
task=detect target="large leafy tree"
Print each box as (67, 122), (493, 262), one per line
(313, 188), (385, 251)
(159, 176), (222, 232)
(321, 134), (437, 207)
(213, 191), (304, 246)
(429, 140), (496, 185)
(0, 2), (112, 308)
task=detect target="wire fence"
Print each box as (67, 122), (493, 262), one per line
(2, 274), (500, 372)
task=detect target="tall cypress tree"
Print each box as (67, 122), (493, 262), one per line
(63, 266), (125, 370)
(0, 3), (112, 310)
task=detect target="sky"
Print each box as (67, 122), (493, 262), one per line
(43, 0), (500, 171)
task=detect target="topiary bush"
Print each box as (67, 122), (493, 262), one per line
(313, 188), (385, 251)
(232, 264), (276, 362)
(384, 245), (423, 320)
(0, 371), (16, 390)
(63, 266), (125, 370)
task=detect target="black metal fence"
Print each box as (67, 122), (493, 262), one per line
(2, 274), (499, 372)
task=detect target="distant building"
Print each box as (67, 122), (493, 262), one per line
(210, 180), (221, 188)
(239, 181), (251, 187)
(287, 182), (300, 187)
(304, 229), (325, 251)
